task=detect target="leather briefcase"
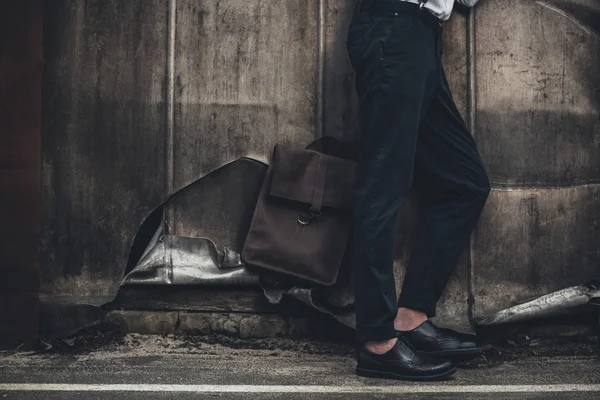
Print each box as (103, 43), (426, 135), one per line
(241, 143), (357, 286)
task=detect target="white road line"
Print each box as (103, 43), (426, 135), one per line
(0, 384), (599, 393)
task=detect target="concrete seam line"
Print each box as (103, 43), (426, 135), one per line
(467, 6), (476, 138)
(165, 0), (177, 230)
(1, 384), (600, 393)
(166, 0), (176, 195)
(315, 0), (325, 139)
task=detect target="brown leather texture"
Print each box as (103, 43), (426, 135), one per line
(242, 144), (357, 286)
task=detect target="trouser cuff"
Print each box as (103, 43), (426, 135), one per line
(397, 294), (436, 318)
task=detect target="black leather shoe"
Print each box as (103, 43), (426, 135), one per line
(356, 337), (457, 381)
(398, 320), (482, 360)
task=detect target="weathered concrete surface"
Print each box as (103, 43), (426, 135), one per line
(472, 187), (600, 318)
(42, 1), (169, 297)
(173, 0), (319, 187)
(104, 309), (351, 339)
(40, 0), (600, 335)
(105, 311), (179, 335)
(178, 312), (290, 338)
(0, 334), (599, 399)
(323, 0), (360, 142)
(166, 158), (266, 253)
(108, 286), (276, 313)
(475, 0), (600, 185)
(471, 0), (600, 317)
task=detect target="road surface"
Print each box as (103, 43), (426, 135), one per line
(1, 333), (598, 399)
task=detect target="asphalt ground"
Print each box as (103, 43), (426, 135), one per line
(1, 332), (599, 399)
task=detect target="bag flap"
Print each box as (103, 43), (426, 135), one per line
(269, 144), (356, 210)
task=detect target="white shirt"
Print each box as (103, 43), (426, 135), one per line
(400, 0), (480, 21)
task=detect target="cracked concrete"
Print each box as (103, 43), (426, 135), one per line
(103, 310), (332, 339)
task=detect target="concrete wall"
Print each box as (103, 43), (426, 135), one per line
(471, 0), (600, 318)
(42, 1), (600, 327)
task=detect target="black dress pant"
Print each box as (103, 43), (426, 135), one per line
(347, 0), (491, 342)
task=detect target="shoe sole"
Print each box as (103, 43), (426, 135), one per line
(356, 366), (457, 381)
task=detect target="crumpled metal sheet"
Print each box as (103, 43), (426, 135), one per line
(119, 153), (356, 327)
(476, 282), (600, 325)
(122, 235), (259, 286)
(262, 286), (356, 329)
(121, 157), (267, 287)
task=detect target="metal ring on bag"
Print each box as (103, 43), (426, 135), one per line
(297, 215), (311, 226)
(297, 208), (322, 226)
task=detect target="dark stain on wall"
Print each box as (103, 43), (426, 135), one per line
(0, 0), (42, 347)
(42, 1), (169, 296)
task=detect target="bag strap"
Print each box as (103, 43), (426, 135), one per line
(297, 153), (329, 226)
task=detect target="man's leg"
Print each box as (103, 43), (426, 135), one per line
(396, 68), (490, 327)
(350, 12), (437, 347)
(348, 3), (459, 381)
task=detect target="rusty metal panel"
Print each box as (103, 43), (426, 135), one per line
(472, 187), (600, 317)
(42, 1), (169, 297)
(173, 0), (319, 189)
(475, 0), (600, 186)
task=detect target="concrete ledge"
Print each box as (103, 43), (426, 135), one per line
(103, 310), (352, 339)
(37, 294), (352, 342)
(38, 298), (598, 344)
(104, 310), (179, 335)
(179, 312), (290, 338)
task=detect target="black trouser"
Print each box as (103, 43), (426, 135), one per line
(347, 0), (491, 342)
